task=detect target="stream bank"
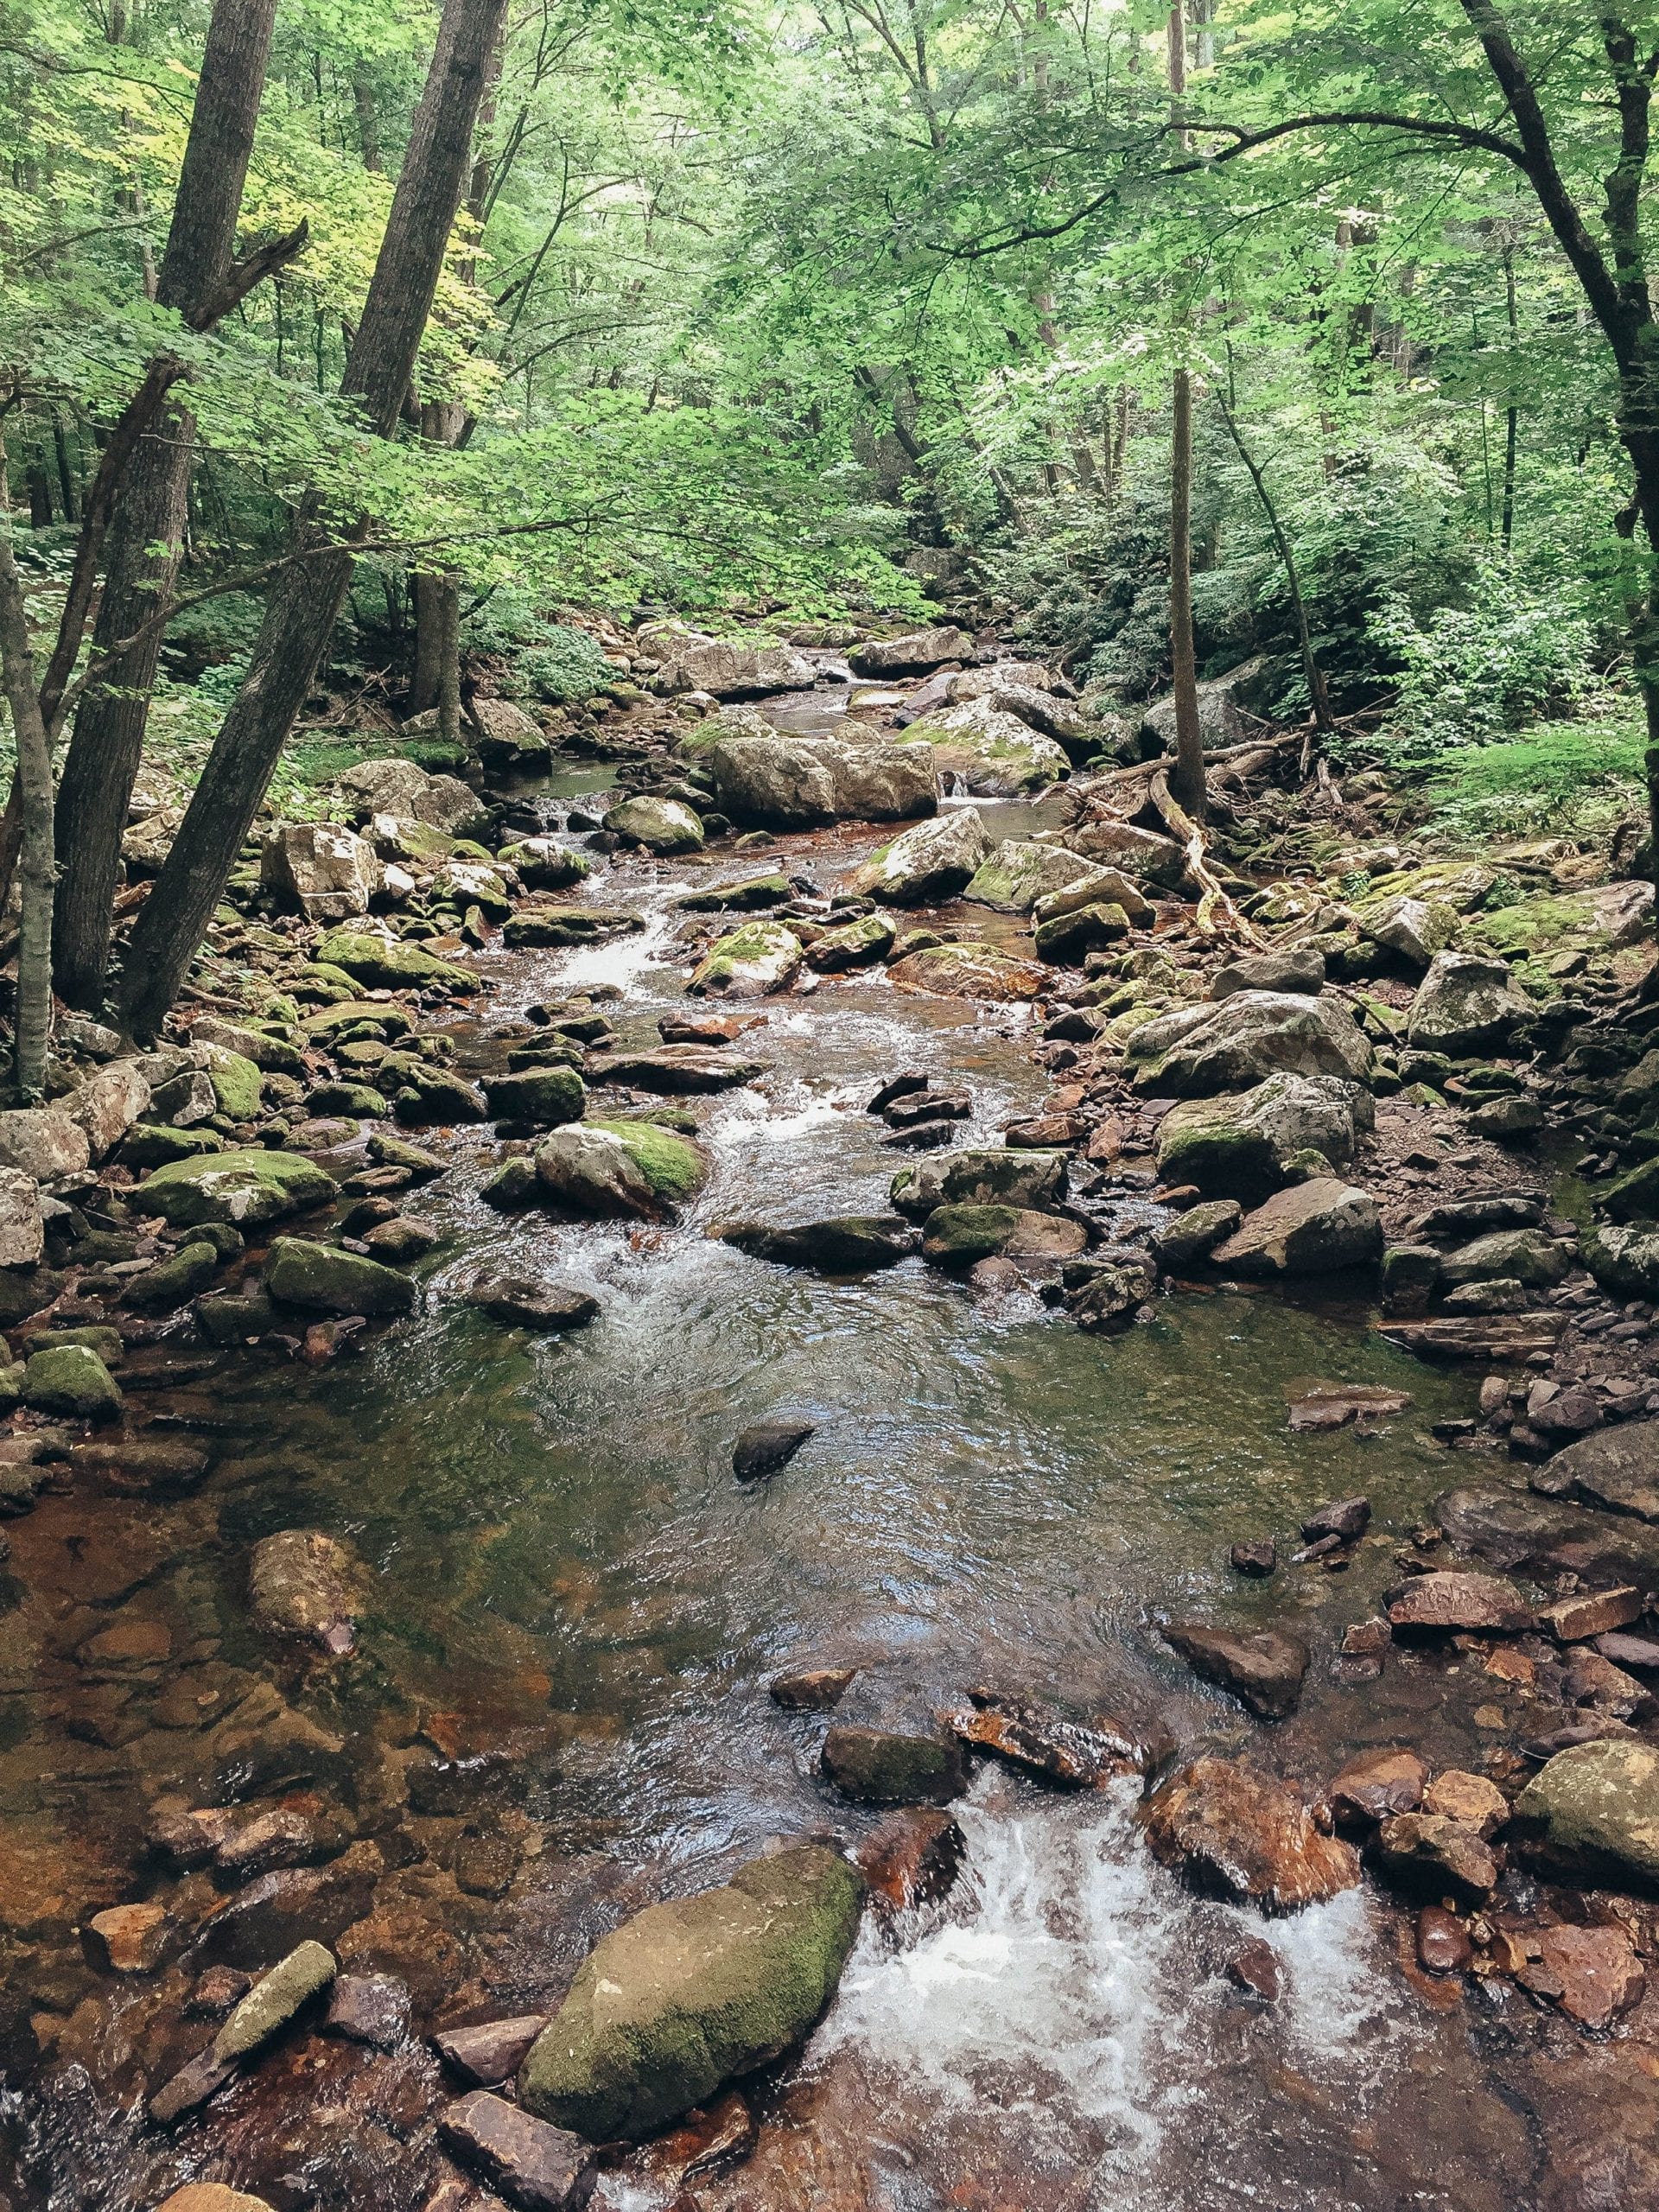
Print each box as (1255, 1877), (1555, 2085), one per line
(3, 632), (1659, 2210)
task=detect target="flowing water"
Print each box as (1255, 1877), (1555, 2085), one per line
(0, 734), (1617, 2209)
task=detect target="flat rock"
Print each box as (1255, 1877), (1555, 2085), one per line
(1141, 1757), (1362, 1912)
(1329, 1747), (1428, 1825)
(1433, 1484), (1659, 1590)
(1545, 1419), (1659, 1522)
(438, 2089), (596, 2212)
(1388, 1571), (1531, 1635)
(821, 1724), (965, 1803)
(465, 1276), (599, 1333)
(436, 2014), (548, 2087)
(1522, 1922), (1646, 2030)
(1161, 1623), (1309, 1719)
(1210, 1179), (1382, 1275)
(599, 1046), (768, 1093)
(326, 1972), (410, 2049)
(720, 1216), (917, 1271)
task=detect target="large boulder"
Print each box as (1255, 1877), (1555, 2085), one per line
(1356, 893), (1459, 969)
(1510, 1738), (1659, 1888)
(1209, 1179), (1382, 1274)
(699, 724), (837, 829)
(921, 1203), (1088, 1267)
(821, 736), (938, 822)
(962, 841), (1096, 914)
(1544, 1420), (1659, 1522)
(890, 1147), (1067, 1219)
(0, 1166), (44, 1266)
(1067, 817), (1189, 888)
(887, 943), (1048, 1001)
(1406, 951), (1535, 1055)
(1441, 1228), (1570, 1289)
(1142, 664), (1262, 751)
(851, 810), (992, 905)
(1154, 1074), (1368, 1199)
(535, 1121), (706, 1218)
(849, 626), (973, 675)
(1141, 1758), (1361, 1911)
(902, 698), (1068, 795)
(480, 1066), (588, 1125)
(689, 921), (803, 997)
(1124, 990), (1373, 1096)
(604, 796), (704, 854)
(139, 1149), (336, 1228)
(656, 633), (817, 697)
(260, 823), (381, 921)
(264, 1238), (416, 1317)
(314, 929), (477, 992)
(518, 1847), (864, 2140)
(0, 1108), (91, 1180)
(1585, 1223), (1659, 1300)
(334, 759), (491, 842)
(67, 1060), (151, 1157)
(467, 695), (551, 767)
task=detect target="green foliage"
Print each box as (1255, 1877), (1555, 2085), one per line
(464, 594), (616, 702)
(1421, 715), (1646, 839)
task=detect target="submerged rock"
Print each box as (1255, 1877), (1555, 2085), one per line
(821, 1725), (965, 1803)
(249, 1529), (365, 1656)
(1141, 1758), (1362, 1911)
(733, 1418), (816, 1481)
(518, 1846), (864, 2140)
(1161, 1623), (1309, 1718)
(721, 1215), (917, 1270)
(439, 2089), (597, 2211)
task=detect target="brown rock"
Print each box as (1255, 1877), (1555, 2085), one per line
(326, 1972), (410, 2050)
(185, 1966), (251, 2017)
(1535, 1585), (1643, 1642)
(1230, 1538), (1276, 1576)
(947, 1688), (1141, 1787)
(435, 2014), (548, 2088)
(1341, 1617), (1392, 1657)
(646, 2090), (757, 2185)
(83, 1900), (169, 1973)
(1223, 1936), (1282, 2000)
(157, 2190), (276, 2212)
(1414, 1905), (1472, 1976)
(1598, 1630), (1659, 1670)
(1141, 1757), (1361, 1912)
(1522, 1923), (1646, 2031)
(768, 1666), (858, 1711)
(1160, 1622), (1309, 1718)
(1421, 1770), (1508, 1837)
(855, 1807), (965, 1916)
(1387, 1571), (1531, 1635)
(1328, 1747), (1428, 1826)
(1373, 1813), (1499, 1901)
(437, 2090), (596, 2212)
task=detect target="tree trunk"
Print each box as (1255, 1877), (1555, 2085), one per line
(118, 0), (512, 1042)
(1218, 397), (1334, 746)
(52, 415), (79, 522)
(436, 573), (461, 749)
(51, 0), (283, 1014)
(410, 569), (444, 709)
(0, 461), (54, 1102)
(1168, 365), (1206, 817)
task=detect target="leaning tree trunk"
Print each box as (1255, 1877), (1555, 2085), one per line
(1167, 364), (1206, 818)
(52, 0), (283, 1014)
(118, 0), (512, 1042)
(0, 465), (55, 1101)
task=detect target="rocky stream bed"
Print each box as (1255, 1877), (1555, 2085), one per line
(3, 626), (1659, 2211)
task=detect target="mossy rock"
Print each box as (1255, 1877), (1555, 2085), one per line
(480, 1156), (539, 1210)
(518, 1846), (865, 2140)
(535, 1119), (707, 1218)
(314, 930), (477, 991)
(480, 1066), (587, 1127)
(123, 1241), (219, 1311)
(22, 1344), (122, 1420)
(139, 1148), (337, 1228)
(688, 920), (802, 997)
(264, 1236), (416, 1318)
(300, 1001), (413, 1041)
(201, 1046), (264, 1121)
(920, 1202), (1089, 1266)
(820, 1723), (965, 1803)
(366, 1132), (444, 1182)
(118, 1124), (224, 1169)
(305, 1081), (388, 1120)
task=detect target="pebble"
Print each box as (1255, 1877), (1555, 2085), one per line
(1415, 1905), (1472, 1975)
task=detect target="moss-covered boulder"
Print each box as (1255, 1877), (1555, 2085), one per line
(118, 1123), (224, 1169)
(503, 906), (645, 948)
(518, 1846), (865, 2141)
(689, 920), (803, 997)
(675, 872), (791, 912)
(604, 795), (704, 854)
(962, 839), (1096, 915)
(139, 1148), (337, 1228)
(891, 1147), (1067, 1220)
(22, 1344), (122, 1419)
(314, 929), (477, 991)
(902, 698), (1068, 795)
(200, 1045), (264, 1121)
(536, 1120), (707, 1219)
(920, 1203), (1088, 1267)
(1154, 1074), (1367, 1200)
(123, 1242), (219, 1311)
(496, 837), (593, 891)
(305, 1081), (388, 1120)
(481, 1067), (587, 1127)
(1510, 1738), (1659, 1887)
(850, 809), (990, 905)
(804, 912), (895, 971)
(264, 1237), (416, 1317)
(1032, 899), (1131, 963)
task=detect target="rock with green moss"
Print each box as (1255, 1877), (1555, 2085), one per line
(1406, 952), (1534, 1056)
(124, 1242), (219, 1311)
(962, 839), (1096, 914)
(675, 872), (790, 912)
(300, 1001), (414, 1041)
(605, 795), (704, 854)
(314, 929), (478, 991)
(1510, 1738), (1659, 1887)
(890, 1147), (1067, 1219)
(195, 1289), (280, 1344)
(1033, 900), (1131, 963)
(1441, 1228), (1569, 1289)
(804, 912), (895, 971)
(481, 1066), (587, 1126)
(213, 1940), (337, 2064)
(689, 920), (802, 997)
(1585, 1222), (1659, 1300)
(118, 1124), (225, 1169)
(496, 837), (592, 891)
(200, 1046), (264, 1121)
(480, 1156), (539, 1210)
(1599, 1155), (1659, 1224)
(264, 1237), (416, 1317)
(820, 1724), (965, 1803)
(1125, 990), (1374, 1096)
(305, 1081), (388, 1120)
(902, 698), (1068, 795)
(536, 1120), (706, 1219)
(140, 1148), (337, 1228)
(503, 906), (645, 948)
(22, 1344), (122, 1419)
(851, 810), (990, 905)
(1154, 1075), (1368, 1201)
(517, 1846), (865, 2141)
(920, 1203), (1088, 1267)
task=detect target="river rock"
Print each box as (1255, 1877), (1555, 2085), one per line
(1329, 1747), (1428, 1824)
(1032, 899), (1131, 962)
(1440, 1228), (1569, 1288)
(947, 1689), (1141, 1788)
(1422, 1770), (1508, 1835)
(1069, 817), (1189, 887)
(675, 870), (791, 912)
(465, 1276), (599, 1332)
(0, 1166), (45, 1267)
(436, 2015), (549, 2086)
(921, 1203), (1088, 1267)
(689, 921), (803, 996)
(963, 840), (1096, 913)
(139, 1148), (336, 1228)
(850, 809), (992, 904)
(1209, 1180), (1382, 1274)
(1154, 1074), (1367, 1199)
(1510, 1738), (1659, 1885)
(124, 1239), (219, 1311)
(85, 1899), (170, 1973)
(249, 1529), (365, 1655)
(481, 1067), (587, 1124)
(1433, 1482), (1659, 1588)
(1160, 1623), (1309, 1718)
(891, 1146), (1066, 1218)
(823, 735), (939, 820)
(22, 1344), (121, 1419)
(1154, 1199), (1243, 1269)
(1388, 1569), (1532, 1634)
(1210, 948), (1325, 1000)
(804, 911), (897, 969)
(733, 1418), (815, 1480)
(658, 634), (817, 697)
(213, 1938), (337, 2063)
(518, 1846), (865, 2140)
(1141, 1758), (1362, 1911)
(536, 1121), (706, 1217)
(1522, 1923), (1647, 2031)
(314, 926), (477, 990)
(1585, 1221), (1659, 1300)
(721, 1216), (917, 1270)
(0, 1106), (91, 1180)
(604, 795), (704, 852)
(821, 1725), (965, 1803)
(498, 837), (592, 891)
(439, 2089), (596, 2211)
(325, 1972), (410, 2050)
(1372, 1813), (1498, 1901)
(850, 625), (973, 674)
(1406, 952), (1535, 1054)
(1545, 1420), (1659, 1521)
(1125, 991), (1373, 1096)
(855, 1807), (964, 1914)
(698, 723), (836, 827)
(265, 1237), (416, 1317)
(903, 698), (1068, 794)
(261, 823), (380, 920)
(771, 1664), (857, 1709)
(156, 2190), (274, 2212)
(335, 759), (492, 840)
(1357, 893), (1459, 969)
(600, 1046), (768, 1092)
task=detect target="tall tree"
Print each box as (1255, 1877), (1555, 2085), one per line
(1166, 2), (1205, 817)
(52, 0), (285, 1013)
(118, 0), (513, 1041)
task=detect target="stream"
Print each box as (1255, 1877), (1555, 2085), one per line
(0, 714), (1621, 2210)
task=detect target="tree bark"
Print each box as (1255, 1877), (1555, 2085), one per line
(51, 0), (283, 1014)
(1168, 365), (1206, 816)
(0, 454), (54, 1101)
(118, 0), (512, 1042)
(436, 572), (461, 749)
(1217, 396), (1334, 753)
(410, 569), (444, 709)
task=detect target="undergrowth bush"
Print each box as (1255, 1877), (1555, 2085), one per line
(1421, 715), (1644, 838)
(1371, 566), (1607, 756)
